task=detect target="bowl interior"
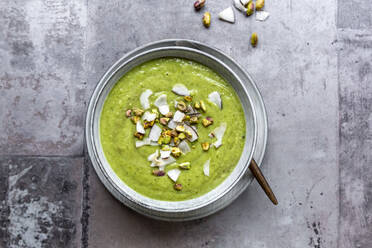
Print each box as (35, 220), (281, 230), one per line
(89, 47), (257, 212)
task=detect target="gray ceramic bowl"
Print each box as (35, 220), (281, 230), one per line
(86, 40), (260, 221)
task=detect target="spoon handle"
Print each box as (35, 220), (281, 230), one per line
(249, 159), (278, 205)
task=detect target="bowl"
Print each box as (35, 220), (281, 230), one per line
(86, 40), (258, 221)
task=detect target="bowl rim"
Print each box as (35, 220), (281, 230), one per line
(85, 40), (258, 215)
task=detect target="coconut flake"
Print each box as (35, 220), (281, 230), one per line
(168, 120), (177, 129)
(143, 111), (157, 122)
(178, 141), (191, 154)
(208, 91), (222, 109)
(203, 159), (210, 176)
(154, 94), (170, 115)
(160, 150), (171, 159)
(256, 11), (270, 21)
(172, 84), (190, 96)
(218, 7), (235, 23)
(135, 138), (151, 148)
(184, 124), (198, 142)
(213, 122), (227, 148)
(140, 89), (152, 110)
(136, 122), (145, 134)
(148, 150), (159, 161)
(173, 111), (185, 122)
(149, 125), (162, 142)
(167, 169), (181, 182)
(234, 0), (247, 12)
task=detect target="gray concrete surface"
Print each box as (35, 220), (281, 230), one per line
(0, 0), (371, 247)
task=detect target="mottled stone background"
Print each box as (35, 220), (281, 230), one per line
(0, 0), (371, 247)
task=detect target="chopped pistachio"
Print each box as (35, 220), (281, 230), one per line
(131, 116), (140, 124)
(251, 32), (258, 47)
(144, 120), (155, 128)
(184, 115), (190, 121)
(173, 137), (181, 146)
(165, 112), (173, 118)
(174, 183), (182, 191)
(164, 130), (172, 136)
(152, 169), (165, 177)
(201, 142), (210, 151)
(202, 117), (213, 127)
(200, 100), (206, 112)
(177, 101), (187, 112)
(190, 116), (199, 124)
(161, 145), (171, 151)
(194, 101), (201, 109)
(151, 108), (159, 118)
(203, 12), (211, 28)
(184, 95), (192, 102)
(179, 162), (191, 170)
(159, 117), (170, 125)
(255, 0), (264, 10)
(125, 109), (132, 117)
(185, 130), (193, 138)
(178, 133), (186, 140)
(133, 108), (144, 116)
(134, 132), (144, 140)
(176, 125), (185, 133)
(246, 1), (254, 16)
(163, 135), (171, 144)
(170, 129), (178, 137)
(157, 137), (163, 144)
(171, 147), (182, 157)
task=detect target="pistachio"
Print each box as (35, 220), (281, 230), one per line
(173, 137), (181, 146)
(159, 117), (170, 125)
(177, 101), (187, 112)
(174, 183), (183, 191)
(201, 142), (210, 151)
(200, 100), (206, 112)
(203, 12), (211, 28)
(131, 116), (140, 124)
(251, 32), (258, 47)
(192, 145), (196, 149)
(179, 162), (191, 170)
(194, 101), (201, 109)
(133, 108), (144, 116)
(184, 95), (193, 102)
(246, 1), (254, 16)
(164, 130), (172, 136)
(165, 112), (173, 118)
(176, 125), (185, 133)
(152, 169), (165, 177)
(178, 133), (186, 140)
(162, 145), (171, 151)
(144, 120), (155, 129)
(134, 132), (144, 140)
(193, 0), (205, 11)
(125, 109), (132, 117)
(163, 135), (171, 144)
(202, 117), (213, 127)
(190, 116), (199, 124)
(170, 129), (178, 137)
(185, 130), (193, 139)
(171, 147), (182, 157)
(151, 108), (159, 118)
(184, 115), (190, 121)
(255, 0), (264, 10)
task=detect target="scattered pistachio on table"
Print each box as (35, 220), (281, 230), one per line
(201, 142), (210, 151)
(203, 12), (211, 28)
(246, 1), (254, 16)
(194, 0), (205, 11)
(251, 32), (258, 47)
(179, 162), (191, 170)
(131, 116), (140, 124)
(177, 101), (187, 112)
(174, 183), (183, 191)
(256, 0), (265, 10)
(134, 132), (144, 140)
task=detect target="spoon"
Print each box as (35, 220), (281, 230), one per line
(249, 159), (278, 205)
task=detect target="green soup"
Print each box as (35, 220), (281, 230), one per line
(100, 58), (245, 201)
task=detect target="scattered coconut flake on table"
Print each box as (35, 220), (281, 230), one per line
(173, 111), (185, 122)
(172, 84), (190, 96)
(213, 122), (227, 148)
(184, 124), (198, 142)
(143, 111), (157, 122)
(160, 150), (171, 159)
(140, 89), (152, 110)
(208, 91), (222, 109)
(234, 0), (247, 12)
(203, 159), (210, 176)
(256, 11), (270, 21)
(218, 7), (235, 23)
(179, 141), (191, 154)
(149, 125), (162, 142)
(136, 122), (145, 134)
(167, 169), (181, 182)
(154, 94), (170, 115)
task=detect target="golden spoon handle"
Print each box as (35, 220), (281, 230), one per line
(249, 159), (278, 205)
